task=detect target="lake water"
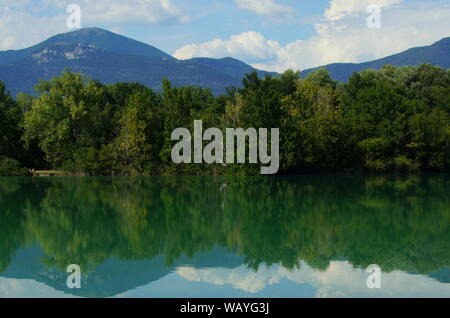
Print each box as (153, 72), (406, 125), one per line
(0, 175), (449, 298)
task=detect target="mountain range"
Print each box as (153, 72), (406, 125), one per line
(302, 37), (450, 81)
(0, 27), (449, 96)
(0, 28), (274, 96)
(3, 246), (448, 298)
(2, 246), (244, 298)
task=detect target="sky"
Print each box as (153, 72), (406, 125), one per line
(2, 261), (449, 297)
(0, 0), (449, 71)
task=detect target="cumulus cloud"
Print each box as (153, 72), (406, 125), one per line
(173, 31), (280, 63)
(0, 6), (67, 50)
(44, 0), (189, 25)
(0, 0), (188, 50)
(261, 1), (450, 71)
(234, 0), (295, 18)
(176, 261), (450, 297)
(174, 1), (450, 72)
(324, 0), (403, 21)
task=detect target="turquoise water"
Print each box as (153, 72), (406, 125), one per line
(0, 175), (449, 298)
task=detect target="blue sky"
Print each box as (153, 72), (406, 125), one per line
(0, 0), (449, 71)
(2, 260), (450, 297)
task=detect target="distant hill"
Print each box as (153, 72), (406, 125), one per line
(2, 246), (244, 298)
(189, 57), (278, 80)
(1, 28), (449, 96)
(0, 27), (175, 67)
(302, 37), (450, 81)
(0, 28), (273, 96)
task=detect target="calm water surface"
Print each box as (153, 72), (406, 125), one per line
(0, 175), (449, 298)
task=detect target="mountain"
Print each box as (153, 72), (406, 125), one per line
(0, 28), (273, 96)
(2, 28), (448, 96)
(0, 27), (175, 67)
(2, 246), (244, 298)
(189, 57), (278, 80)
(428, 268), (450, 284)
(302, 37), (450, 81)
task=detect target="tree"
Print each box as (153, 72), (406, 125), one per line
(115, 102), (150, 174)
(0, 81), (28, 175)
(23, 71), (112, 170)
(4, 64), (449, 175)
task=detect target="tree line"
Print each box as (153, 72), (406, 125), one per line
(0, 63), (449, 176)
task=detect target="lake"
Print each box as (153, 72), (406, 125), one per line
(0, 175), (449, 298)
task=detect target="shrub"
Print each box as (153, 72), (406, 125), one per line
(0, 157), (29, 176)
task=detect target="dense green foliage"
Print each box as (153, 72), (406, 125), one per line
(0, 63), (449, 175)
(0, 82), (33, 176)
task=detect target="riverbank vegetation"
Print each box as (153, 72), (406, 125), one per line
(0, 64), (449, 176)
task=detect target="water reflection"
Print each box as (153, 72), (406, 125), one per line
(0, 175), (449, 297)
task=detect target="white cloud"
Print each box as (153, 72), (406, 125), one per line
(324, 0), (403, 21)
(173, 31), (280, 63)
(175, 1), (450, 72)
(0, 0), (31, 8)
(0, 0), (188, 50)
(0, 6), (67, 50)
(110, 26), (125, 36)
(176, 261), (450, 297)
(261, 1), (450, 71)
(0, 277), (79, 298)
(41, 0), (189, 25)
(234, 0), (295, 18)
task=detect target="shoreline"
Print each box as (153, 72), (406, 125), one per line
(1, 170), (447, 178)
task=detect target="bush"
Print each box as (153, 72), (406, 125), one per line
(394, 155), (421, 172)
(0, 157), (29, 176)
